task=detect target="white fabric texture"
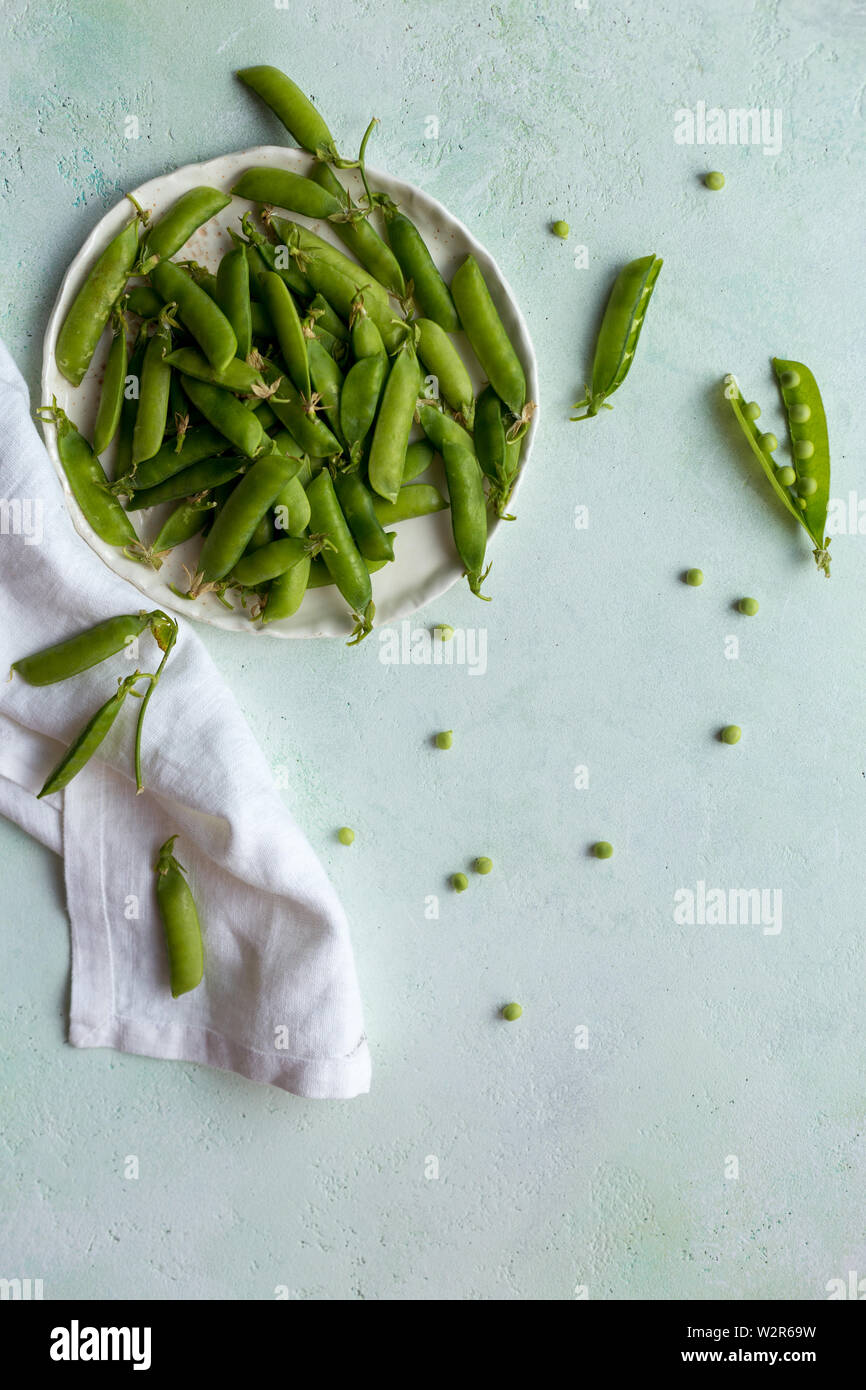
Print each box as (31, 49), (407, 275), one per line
(0, 339), (370, 1099)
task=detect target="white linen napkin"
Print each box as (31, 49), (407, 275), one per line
(0, 339), (370, 1099)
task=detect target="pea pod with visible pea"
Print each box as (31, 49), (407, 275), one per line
(155, 836), (204, 998)
(572, 254), (663, 420)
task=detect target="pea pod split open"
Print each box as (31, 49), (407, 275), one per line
(572, 254), (663, 419)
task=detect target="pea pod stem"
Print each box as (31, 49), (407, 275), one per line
(133, 616), (178, 793)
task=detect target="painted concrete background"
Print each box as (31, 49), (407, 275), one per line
(1, 0), (865, 1300)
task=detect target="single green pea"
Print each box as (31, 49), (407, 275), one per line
(685, 568), (704, 587)
(338, 826), (355, 845)
(797, 497), (807, 510)
(435, 730), (453, 750)
(793, 439), (814, 460)
(474, 856), (493, 875)
(592, 841), (613, 859)
(737, 597), (759, 616)
(434, 624), (455, 642)
(720, 725), (741, 745)
(776, 465), (796, 487)
(551, 220), (570, 239)
(743, 401), (761, 421)
(789, 403), (810, 423)
(501, 1002), (523, 1021)
(779, 369), (800, 388)
(704, 171), (725, 190)
(798, 475), (817, 497)
(760, 433), (779, 452)
(452, 872), (468, 893)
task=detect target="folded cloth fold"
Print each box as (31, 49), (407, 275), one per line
(0, 338), (370, 1099)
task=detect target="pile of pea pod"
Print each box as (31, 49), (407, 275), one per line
(50, 65), (536, 643)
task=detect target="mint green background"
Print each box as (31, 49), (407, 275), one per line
(2, 0), (865, 1300)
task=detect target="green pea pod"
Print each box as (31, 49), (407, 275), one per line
(260, 272), (310, 397)
(245, 510), (275, 554)
(237, 67), (340, 160)
(56, 207), (142, 386)
(372, 483), (448, 526)
(417, 400), (475, 457)
(38, 402), (138, 548)
(12, 612), (157, 685)
(274, 474), (311, 536)
(310, 320), (346, 362)
(306, 471), (374, 642)
(368, 341), (421, 504)
(723, 369), (831, 578)
(196, 453), (298, 584)
(271, 219), (401, 351)
(451, 254), (527, 418)
(216, 247), (253, 360)
(441, 441), (490, 600)
(773, 358), (830, 572)
(335, 470), (395, 562)
(232, 167), (342, 220)
(185, 262), (220, 297)
(306, 336), (345, 444)
(112, 328), (146, 480)
(259, 360), (341, 457)
(164, 347), (262, 393)
(340, 353), (387, 460)
(151, 495), (217, 558)
(474, 385), (507, 483)
(38, 673), (144, 798)
(311, 293), (349, 341)
(307, 555), (387, 588)
(573, 254), (663, 419)
(92, 309), (128, 456)
(179, 375), (265, 458)
(127, 456), (246, 510)
(155, 836), (204, 998)
(126, 285), (163, 320)
(414, 318), (473, 416)
(230, 536), (314, 587)
(350, 297), (386, 361)
(251, 300), (276, 341)
(238, 215), (311, 298)
(402, 439), (435, 483)
(116, 423), (229, 494)
(383, 204), (459, 333)
(312, 163), (405, 295)
(141, 187), (231, 267)
(151, 259), (237, 373)
(262, 555), (311, 623)
(132, 307), (175, 467)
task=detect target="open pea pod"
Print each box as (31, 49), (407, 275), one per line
(572, 254), (662, 419)
(723, 370), (831, 577)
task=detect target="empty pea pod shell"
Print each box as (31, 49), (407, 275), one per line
(450, 254), (526, 417)
(55, 210), (141, 386)
(155, 835), (204, 998)
(142, 186), (231, 264)
(573, 254), (663, 419)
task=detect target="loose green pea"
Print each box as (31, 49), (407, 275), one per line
(798, 475), (817, 497)
(789, 403), (810, 423)
(551, 220), (570, 238)
(452, 873), (468, 893)
(435, 624), (454, 642)
(704, 171), (725, 190)
(793, 439), (814, 460)
(737, 597), (759, 616)
(501, 1002), (522, 1021)
(435, 730), (453, 750)
(776, 465), (796, 487)
(797, 497), (807, 510)
(759, 433), (779, 452)
(338, 827), (355, 845)
(743, 401), (761, 420)
(720, 725), (741, 745)
(685, 568), (704, 587)
(592, 841), (613, 859)
(779, 370), (800, 388)
(474, 857), (493, 875)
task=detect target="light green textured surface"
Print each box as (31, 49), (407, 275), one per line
(2, 0), (865, 1300)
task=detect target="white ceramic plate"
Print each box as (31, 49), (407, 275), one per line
(41, 147), (538, 638)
